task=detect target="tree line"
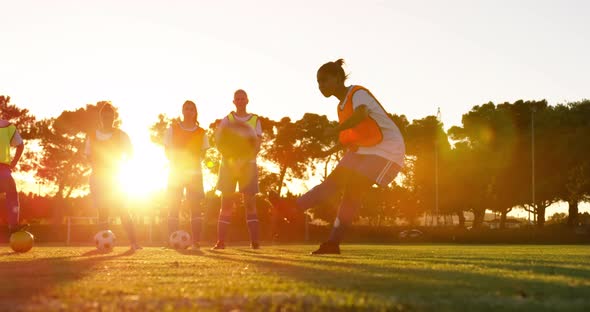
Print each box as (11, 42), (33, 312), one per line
(2, 95), (589, 229)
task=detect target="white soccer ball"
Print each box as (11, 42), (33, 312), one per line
(94, 230), (116, 252)
(217, 122), (258, 158)
(169, 230), (192, 250)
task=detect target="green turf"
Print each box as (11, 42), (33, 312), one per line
(1, 244), (589, 311)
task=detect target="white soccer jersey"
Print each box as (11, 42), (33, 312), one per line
(345, 86), (405, 167)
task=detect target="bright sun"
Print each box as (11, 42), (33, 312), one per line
(114, 124), (218, 200)
(117, 140), (169, 199)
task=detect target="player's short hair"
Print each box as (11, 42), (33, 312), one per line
(234, 89), (248, 98)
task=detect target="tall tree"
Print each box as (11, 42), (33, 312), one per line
(552, 101), (590, 226)
(525, 101), (560, 226)
(256, 114), (335, 196)
(0, 96), (37, 138)
(449, 100), (556, 227)
(149, 114), (178, 146)
(261, 117), (308, 195)
(294, 113), (339, 181)
(405, 115), (451, 225)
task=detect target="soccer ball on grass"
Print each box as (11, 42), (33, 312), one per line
(94, 230), (116, 252)
(10, 231), (34, 253)
(169, 230), (191, 249)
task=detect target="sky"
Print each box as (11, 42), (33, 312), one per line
(1, 0), (589, 213)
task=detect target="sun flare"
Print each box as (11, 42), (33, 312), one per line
(117, 142), (169, 199)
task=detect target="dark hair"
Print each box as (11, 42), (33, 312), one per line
(318, 58), (348, 82)
(183, 100), (197, 111)
(99, 103), (115, 116)
(98, 103), (116, 129)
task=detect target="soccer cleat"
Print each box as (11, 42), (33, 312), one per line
(130, 243), (143, 250)
(211, 241), (225, 250)
(250, 242), (260, 250)
(190, 243), (200, 250)
(311, 241), (341, 255)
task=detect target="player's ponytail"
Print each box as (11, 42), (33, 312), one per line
(318, 58), (348, 82)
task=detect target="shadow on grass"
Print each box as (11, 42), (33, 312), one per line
(0, 247), (138, 309)
(407, 255), (590, 278)
(195, 249), (590, 311)
(415, 252), (590, 267)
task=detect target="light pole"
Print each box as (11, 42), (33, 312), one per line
(435, 108), (441, 226)
(530, 106), (536, 224)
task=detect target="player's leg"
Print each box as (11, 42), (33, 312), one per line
(90, 175), (110, 232)
(213, 161), (237, 249)
(296, 164), (348, 212)
(116, 177), (140, 250)
(313, 173), (372, 255)
(312, 154), (401, 255)
(213, 194), (233, 249)
(330, 172), (372, 242)
(1, 168), (22, 235)
(167, 178), (183, 238)
(240, 161), (260, 249)
(187, 173), (205, 248)
(121, 210), (140, 250)
(108, 175), (140, 249)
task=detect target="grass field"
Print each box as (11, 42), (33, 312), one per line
(1, 244), (589, 311)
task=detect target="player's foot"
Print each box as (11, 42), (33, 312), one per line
(190, 243), (200, 250)
(211, 241), (225, 250)
(130, 243), (143, 250)
(311, 241), (340, 255)
(250, 242), (260, 249)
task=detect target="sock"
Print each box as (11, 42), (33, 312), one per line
(7, 203), (19, 228)
(217, 215), (231, 242)
(246, 213), (259, 244)
(122, 216), (138, 245)
(191, 217), (203, 243)
(7, 224), (17, 236)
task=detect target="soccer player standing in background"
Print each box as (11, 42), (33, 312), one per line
(0, 116), (25, 237)
(85, 103), (141, 250)
(164, 100), (209, 248)
(213, 89), (263, 250)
